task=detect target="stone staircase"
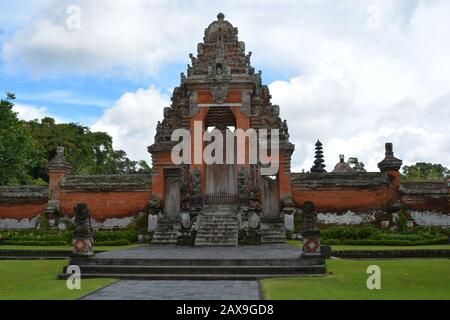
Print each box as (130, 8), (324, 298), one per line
(195, 205), (238, 247)
(61, 254), (326, 280)
(261, 223), (287, 244)
(152, 223), (180, 245)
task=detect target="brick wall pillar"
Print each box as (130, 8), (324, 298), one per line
(378, 143), (403, 205)
(46, 146), (72, 216)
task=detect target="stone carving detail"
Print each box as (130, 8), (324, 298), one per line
(197, 43), (204, 55)
(148, 195), (162, 216)
(302, 201), (318, 231)
(280, 120), (290, 142)
(72, 203), (94, 257)
(212, 84), (229, 104)
(238, 167), (249, 195)
(241, 89), (251, 116)
(192, 168), (202, 196)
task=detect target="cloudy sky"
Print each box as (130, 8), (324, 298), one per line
(1, 0), (449, 172)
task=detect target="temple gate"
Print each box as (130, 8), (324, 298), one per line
(148, 13), (294, 245)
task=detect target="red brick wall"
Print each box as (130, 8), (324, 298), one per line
(0, 203), (47, 220)
(60, 191), (151, 221)
(402, 196), (449, 212)
(292, 188), (391, 213)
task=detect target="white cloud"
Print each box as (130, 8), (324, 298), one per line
(13, 103), (49, 121)
(19, 90), (112, 108)
(3, 0), (450, 171)
(91, 86), (170, 162)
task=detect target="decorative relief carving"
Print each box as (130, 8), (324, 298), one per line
(212, 85), (229, 104)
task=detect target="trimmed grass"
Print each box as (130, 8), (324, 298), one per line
(0, 244), (143, 251)
(262, 259), (450, 300)
(288, 240), (450, 251)
(0, 260), (115, 300)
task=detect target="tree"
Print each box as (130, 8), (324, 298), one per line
(402, 162), (449, 181)
(0, 93), (39, 185)
(347, 157), (366, 172)
(1, 93), (152, 185)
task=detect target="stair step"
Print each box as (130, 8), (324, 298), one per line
(58, 271), (326, 281)
(65, 265), (325, 275)
(70, 257), (325, 267)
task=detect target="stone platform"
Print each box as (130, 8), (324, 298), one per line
(60, 244), (326, 280)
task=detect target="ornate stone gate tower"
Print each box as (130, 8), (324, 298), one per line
(148, 14), (294, 245)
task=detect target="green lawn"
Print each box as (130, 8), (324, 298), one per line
(0, 260), (116, 300)
(0, 244), (143, 251)
(262, 259), (450, 300)
(288, 240), (450, 251)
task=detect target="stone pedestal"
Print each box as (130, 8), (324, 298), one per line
(301, 229), (321, 257)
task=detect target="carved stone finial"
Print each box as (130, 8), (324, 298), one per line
(310, 140), (327, 173)
(217, 13), (225, 20)
(378, 142), (403, 172)
(48, 146), (72, 173)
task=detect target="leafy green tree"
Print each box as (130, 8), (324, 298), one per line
(402, 162), (449, 181)
(0, 93), (39, 185)
(347, 157), (367, 172)
(138, 160), (152, 173)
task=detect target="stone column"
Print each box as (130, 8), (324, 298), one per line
(46, 146), (72, 217)
(301, 201), (321, 257)
(72, 204), (94, 257)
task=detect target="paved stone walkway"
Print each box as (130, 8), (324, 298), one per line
(82, 280), (260, 300)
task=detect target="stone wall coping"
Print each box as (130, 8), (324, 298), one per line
(400, 181), (448, 195)
(292, 172), (390, 188)
(61, 174), (152, 192)
(0, 186), (48, 203)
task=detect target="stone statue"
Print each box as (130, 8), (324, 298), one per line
(189, 53), (198, 68)
(72, 203), (94, 256)
(192, 168), (201, 195)
(302, 201), (318, 231)
(180, 72), (187, 84)
(148, 195), (162, 216)
(216, 65), (222, 76)
(187, 64), (193, 77)
(282, 120), (289, 140)
(281, 195), (295, 208)
(238, 167), (249, 195)
(245, 51), (252, 66)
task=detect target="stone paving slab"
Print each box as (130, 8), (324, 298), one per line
(82, 280), (261, 300)
(94, 244), (302, 260)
